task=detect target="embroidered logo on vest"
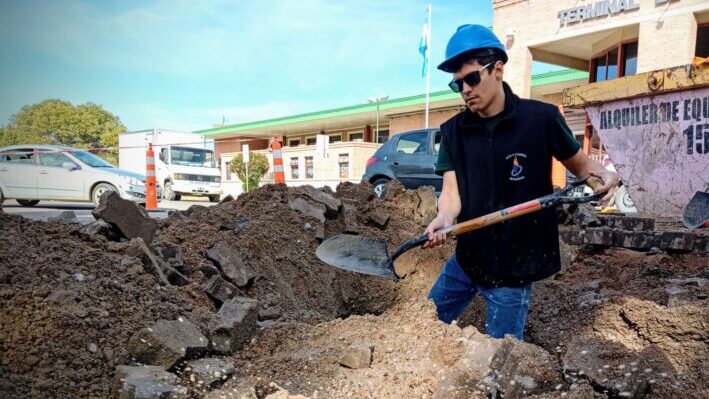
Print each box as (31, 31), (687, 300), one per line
(506, 153), (527, 181)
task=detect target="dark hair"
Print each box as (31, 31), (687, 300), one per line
(449, 48), (506, 73)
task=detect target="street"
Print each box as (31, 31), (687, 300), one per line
(1, 196), (217, 224)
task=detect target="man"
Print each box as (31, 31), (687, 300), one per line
(422, 25), (619, 340)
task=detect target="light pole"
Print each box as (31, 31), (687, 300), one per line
(368, 95), (388, 143)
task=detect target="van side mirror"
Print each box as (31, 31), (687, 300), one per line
(62, 162), (78, 171)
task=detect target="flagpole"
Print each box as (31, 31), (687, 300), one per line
(424, 4), (431, 129)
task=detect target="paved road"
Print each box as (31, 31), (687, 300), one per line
(2, 197), (217, 224)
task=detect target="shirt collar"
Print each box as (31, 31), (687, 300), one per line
(459, 81), (518, 129)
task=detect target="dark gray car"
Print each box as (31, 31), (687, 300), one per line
(363, 128), (442, 197)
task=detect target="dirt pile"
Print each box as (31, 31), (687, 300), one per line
(1, 181), (707, 399)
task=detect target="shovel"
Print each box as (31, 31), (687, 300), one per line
(316, 177), (604, 281)
(683, 191), (709, 229)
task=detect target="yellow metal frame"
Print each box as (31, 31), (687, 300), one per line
(562, 61), (709, 109)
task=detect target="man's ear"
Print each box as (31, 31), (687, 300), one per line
(495, 61), (504, 81)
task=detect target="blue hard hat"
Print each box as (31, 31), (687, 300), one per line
(438, 24), (508, 72)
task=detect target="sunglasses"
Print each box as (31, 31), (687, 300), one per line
(448, 62), (493, 93)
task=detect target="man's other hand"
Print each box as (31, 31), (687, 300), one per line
(423, 214), (452, 249)
(590, 169), (620, 206)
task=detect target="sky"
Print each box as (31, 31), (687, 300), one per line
(0, 1), (561, 131)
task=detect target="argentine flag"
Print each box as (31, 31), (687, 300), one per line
(419, 9), (430, 78)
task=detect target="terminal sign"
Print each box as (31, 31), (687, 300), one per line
(558, 0), (640, 27)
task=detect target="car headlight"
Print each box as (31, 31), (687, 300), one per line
(121, 176), (145, 186)
(173, 173), (186, 180)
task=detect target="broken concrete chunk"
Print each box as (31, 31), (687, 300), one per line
(288, 197), (326, 223)
(224, 217), (251, 234)
(367, 210), (390, 228)
(151, 243), (184, 269)
(207, 241), (255, 287)
(314, 225), (325, 241)
(47, 210), (80, 224)
(599, 215), (655, 231)
(664, 277), (708, 307)
(258, 305), (282, 321)
(92, 191), (158, 245)
(491, 337), (562, 398)
(204, 275), (239, 304)
(80, 219), (121, 241)
(115, 365), (187, 399)
(185, 358), (235, 388)
(128, 318), (208, 369)
(339, 340), (373, 369)
(572, 204), (601, 228)
(301, 185), (342, 217)
(210, 296), (259, 354)
(341, 202), (359, 234)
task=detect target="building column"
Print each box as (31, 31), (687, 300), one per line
(494, 25), (533, 99)
(364, 125), (372, 142)
(637, 13), (697, 73)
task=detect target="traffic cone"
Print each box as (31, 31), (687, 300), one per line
(146, 143), (158, 210)
(270, 134), (286, 184)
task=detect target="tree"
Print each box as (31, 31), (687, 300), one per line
(230, 152), (269, 192)
(0, 99), (126, 164)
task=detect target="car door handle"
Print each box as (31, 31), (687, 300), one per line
(39, 170), (49, 174)
(392, 161), (400, 166)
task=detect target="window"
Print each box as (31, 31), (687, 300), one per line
(395, 131), (428, 154)
(306, 136), (317, 145)
(290, 157), (299, 179)
(376, 130), (390, 144)
(159, 148), (168, 162)
(329, 134), (342, 144)
(0, 148), (36, 164)
(305, 156), (314, 178)
(591, 41), (638, 82)
(338, 154), (349, 178)
(434, 131), (441, 153)
(348, 132), (363, 142)
(39, 151), (74, 167)
(288, 139), (300, 147)
(697, 25), (709, 57)
(225, 161), (234, 181)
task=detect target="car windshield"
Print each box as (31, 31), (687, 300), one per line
(72, 150), (115, 168)
(170, 146), (216, 167)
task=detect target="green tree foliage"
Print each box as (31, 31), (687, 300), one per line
(0, 99), (126, 164)
(230, 152), (269, 192)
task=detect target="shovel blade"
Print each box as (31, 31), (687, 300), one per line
(683, 191), (709, 229)
(315, 234), (399, 281)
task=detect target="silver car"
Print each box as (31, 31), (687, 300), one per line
(0, 144), (158, 207)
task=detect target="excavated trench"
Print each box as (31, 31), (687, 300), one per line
(0, 182), (706, 399)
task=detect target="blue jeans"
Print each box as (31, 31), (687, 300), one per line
(428, 255), (532, 340)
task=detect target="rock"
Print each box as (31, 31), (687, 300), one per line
(207, 241), (255, 287)
(88, 343), (98, 353)
(301, 185), (342, 218)
(115, 365), (187, 399)
(200, 264), (221, 279)
(367, 210), (390, 228)
(75, 273), (86, 282)
(288, 197), (325, 223)
(304, 222), (312, 230)
(339, 340), (373, 369)
(219, 194), (234, 204)
(185, 358), (235, 388)
(224, 217), (251, 234)
(563, 338), (650, 399)
(663, 277), (708, 307)
(45, 289), (79, 305)
(151, 243), (184, 269)
(491, 337), (562, 398)
(416, 187), (438, 226)
(572, 204), (601, 228)
(204, 275), (240, 304)
(341, 202), (359, 234)
(258, 305), (282, 321)
(128, 318), (208, 369)
(80, 220), (122, 241)
(210, 296), (259, 354)
(314, 225), (325, 241)
(92, 191), (158, 245)
(47, 210), (80, 224)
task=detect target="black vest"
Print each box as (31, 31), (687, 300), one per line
(441, 83), (562, 287)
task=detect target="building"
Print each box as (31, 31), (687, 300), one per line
(493, 0), (709, 157)
(197, 69), (588, 196)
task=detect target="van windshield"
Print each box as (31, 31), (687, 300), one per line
(170, 146), (216, 167)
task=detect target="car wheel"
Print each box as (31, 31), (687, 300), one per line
(92, 183), (117, 206)
(208, 194), (220, 203)
(372, 178), (390, 198)
(17, 199), (40, 207)
(164, 181), (179, 201)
